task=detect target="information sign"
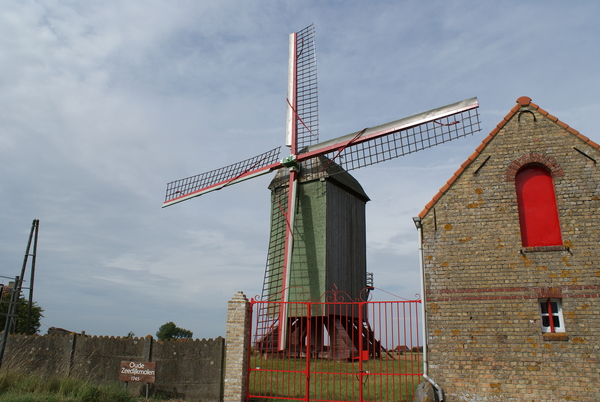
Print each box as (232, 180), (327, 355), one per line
(119, 361), (156, 383)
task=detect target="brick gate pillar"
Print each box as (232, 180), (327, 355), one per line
(223, 291), (251, 402)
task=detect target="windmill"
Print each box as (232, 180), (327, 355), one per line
(163, 25), (480, 355)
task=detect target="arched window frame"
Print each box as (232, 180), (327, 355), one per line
(514, 163), (563, 248)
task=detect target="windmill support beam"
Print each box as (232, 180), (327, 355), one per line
(278, 28), (299, 351)
(285, 31), (298, 148)
(278, 169), (298, 351)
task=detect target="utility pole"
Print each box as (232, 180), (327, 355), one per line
(0, 219), (41, 368)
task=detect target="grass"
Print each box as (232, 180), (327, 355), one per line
(0, 370), (134, 402)
(249, 353), (423, 402)
(0, 353), (420, 402)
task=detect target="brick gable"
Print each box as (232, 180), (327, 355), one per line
(419, 97), (600, 401)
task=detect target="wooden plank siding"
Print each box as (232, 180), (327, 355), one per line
(264, 157), (369, 316)
(326, 180), (367, 302)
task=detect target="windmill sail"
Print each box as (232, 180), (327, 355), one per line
(288, 24), (319, 150)
(300, 97), (480, 173)
(277, 24), (321, 350)
(163, 147), (281, 207)
(164, 97), (478, 208)
(163, 98), (479, 208)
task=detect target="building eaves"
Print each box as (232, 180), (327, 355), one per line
(418, 96), (600, 218)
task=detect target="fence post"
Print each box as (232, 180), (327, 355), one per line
(66, 332), (77, 376)
(143, 335), (153, 361)
(223, 291), (251, 402)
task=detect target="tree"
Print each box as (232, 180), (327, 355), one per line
(156, 321), (193, 341)
(0, 292), (44, 334)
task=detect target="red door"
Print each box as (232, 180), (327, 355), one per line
(515, 166), (562, 247)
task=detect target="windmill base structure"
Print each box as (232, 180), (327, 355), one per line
(163, 25), (481, 360)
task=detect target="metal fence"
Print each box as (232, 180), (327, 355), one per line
(248, 298), (422, 402)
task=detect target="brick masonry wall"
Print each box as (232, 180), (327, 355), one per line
(223, 291), (251, 402)
(421, 104), (600, 401)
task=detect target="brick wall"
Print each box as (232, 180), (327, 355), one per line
(421, 100), (600, 401)
(223, 291), (251, 402)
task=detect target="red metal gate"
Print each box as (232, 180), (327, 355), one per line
(247, 297), (422, 402)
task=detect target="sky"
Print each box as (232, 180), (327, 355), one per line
(1, 1), (600, 339)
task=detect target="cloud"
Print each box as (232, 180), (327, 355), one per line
(1, 0), (599, 339)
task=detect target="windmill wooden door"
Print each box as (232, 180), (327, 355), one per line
(248, 298), (423, 402)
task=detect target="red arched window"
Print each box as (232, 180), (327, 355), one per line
(515, 165), (562, 247)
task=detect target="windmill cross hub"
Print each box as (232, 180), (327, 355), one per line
(281, 155), (300, 172)
(164, 24), (481, 355)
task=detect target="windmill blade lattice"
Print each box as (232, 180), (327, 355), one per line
(164, 147), (281, 207)
(256, 185), (289, 333)
(324, 107), (479, 171)
(293, 24), (319, 149)
(300, 98), (480, 174)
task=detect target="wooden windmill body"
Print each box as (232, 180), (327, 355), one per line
(264, 156), (370, 305)
(262, 157), (370, 359)
(163, 25), (481, 356)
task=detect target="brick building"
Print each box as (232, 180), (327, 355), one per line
(417, 97), (600, 401)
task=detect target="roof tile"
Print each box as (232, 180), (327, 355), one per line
(420, 201), (436, 217)
(446, 176), (458, 188)
(587, 139), (600, 149)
